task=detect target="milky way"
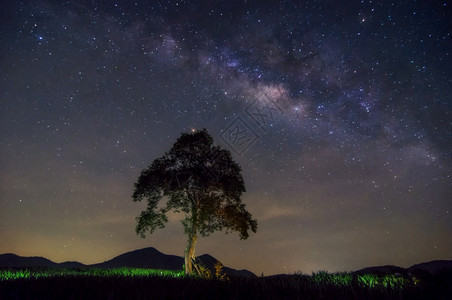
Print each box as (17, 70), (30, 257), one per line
(0, 1), (450, 275)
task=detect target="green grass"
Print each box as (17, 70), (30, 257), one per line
(1, 267), (417, 289)
(0, 267), (184, 281)
(1, 267), (450, 299)
(308, 271), (417, 289)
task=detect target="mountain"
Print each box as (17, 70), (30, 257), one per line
(58, 261), (87, 268)
(0, 253), (56, 268)
(0, 247), (256, 277)
(354, 265), (406, 275)
(0, 253), (87, 268)
(2, 249), (449, 278)
(91, 247), (182, 270)
(195, 254), (256, 278)
(409, 260), (452, 275)
(92, 248), (256, 278)
(354, 261), (452, 275)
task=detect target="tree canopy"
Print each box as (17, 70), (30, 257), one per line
(132, 129), (257, 274)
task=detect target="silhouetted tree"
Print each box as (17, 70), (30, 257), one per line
(132, 129), (257, 274)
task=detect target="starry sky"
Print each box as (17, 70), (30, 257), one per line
(0, 0), (451, 275)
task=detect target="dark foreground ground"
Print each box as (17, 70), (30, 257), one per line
(1, 271), (451, 300)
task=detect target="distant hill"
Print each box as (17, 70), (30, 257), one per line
(0, 253), (57, 268)
(1, 249), (450, 278)
(91, 248), (256, 278)
(58, 261), (87, 268)
(409, 260), (452, 275)
(0, 247), (256, 278)
(91, 247), (182, 270)
(195, 254), (256, 278)
(0, 253), (88, 269)
(354, 265), (406, 275)
(354, 260), (452, 275)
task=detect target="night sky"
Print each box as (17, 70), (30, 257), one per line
(1, 0), (451, 275)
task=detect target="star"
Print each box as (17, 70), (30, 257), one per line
(0, 0), (449, 276)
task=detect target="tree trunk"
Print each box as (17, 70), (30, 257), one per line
(184, 193), (199, 275)
(184, 231), (197, 274)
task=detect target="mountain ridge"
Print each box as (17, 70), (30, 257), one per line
(0, 247), (256, 278)
(1, 249), (450, 277)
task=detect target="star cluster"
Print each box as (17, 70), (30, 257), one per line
(0, 0), (450, 275)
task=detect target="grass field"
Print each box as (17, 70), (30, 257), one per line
(0, 267), (183, 281)
(1, 267), (451, 299)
